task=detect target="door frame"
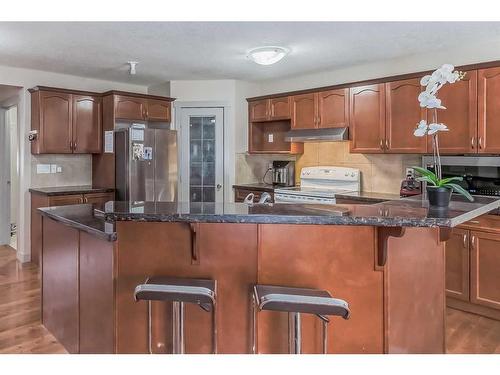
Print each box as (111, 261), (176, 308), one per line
(174, 101), (233, 203)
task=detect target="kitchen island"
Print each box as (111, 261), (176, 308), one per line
(38, 195), (500, 354)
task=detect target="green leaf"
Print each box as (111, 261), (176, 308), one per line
(412, 166), (439, 185)
(438, 176), (463, 186)
(444, 183), (474, 202)
(416, 176), (437, 186)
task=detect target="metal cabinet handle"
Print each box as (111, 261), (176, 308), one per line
(470, 235), (476, 249)
(385, 139), (389, 150)
(478, 137), (483, 149)
(463, 233), (467, 248)
(471, 137), (475, 149)
(79, 197), (84, 204)
(379, 139), (384, 150)
(189, 223), (198, 263)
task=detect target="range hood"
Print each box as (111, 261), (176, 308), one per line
(284, 127), (349, 142)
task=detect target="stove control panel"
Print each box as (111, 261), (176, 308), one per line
(300, 166), (360, 181)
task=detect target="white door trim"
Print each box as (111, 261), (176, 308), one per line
(174, 101), (234, 203)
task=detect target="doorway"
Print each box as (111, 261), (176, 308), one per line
(178, 107), (225, 206)
(0, 85), (21, 251)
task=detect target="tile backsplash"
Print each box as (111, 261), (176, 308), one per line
(31, 154), (92, 187)
(235, 153), (296, 185)
(295, 141), (421, 194)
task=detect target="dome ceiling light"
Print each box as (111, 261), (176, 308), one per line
(247, 46), (289, 66)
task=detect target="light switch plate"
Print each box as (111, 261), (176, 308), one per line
(36, 164), (51, 174)
(50, 164), (57, 173)
(268, 133), (274, 143)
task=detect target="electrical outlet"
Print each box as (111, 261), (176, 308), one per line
(56, 166), (62, 173)
(50, 164), (57, 173)
(405, 167), (415, 178)
(268, 133), (274, 143)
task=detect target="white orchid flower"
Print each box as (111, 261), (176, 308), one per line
(418, 91), (446, 109)
(428, 123), (449, 135)
(414, 120), (429, 137)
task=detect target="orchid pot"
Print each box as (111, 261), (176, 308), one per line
(426, 186), (452, 207)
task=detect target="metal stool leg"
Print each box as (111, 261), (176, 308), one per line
(212, 301), (218, 354)
(322, 320), (328, 354)
(148, 300), (153, 354)
(252, 294), (257, 354)
(288, 312), (301, 354)
(172, 301), (185, 354)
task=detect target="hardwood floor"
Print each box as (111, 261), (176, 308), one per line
(0, 245), (66, 354)
(0, 244), (499, 354)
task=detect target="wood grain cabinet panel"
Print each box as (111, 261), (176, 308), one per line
(39, 91), (73, 153)
(349, 84), (386, 153)
(72, 95), (102, 153)
(470, 230), (500, 310)
(249, 99), (269, 122)
(291, 93), (316, 129)
(385, 78), (427, 153)
(42, 218), (79, 353)
(83, 192), (114, 211)
(317, 88), (349, 129)
(430, 70), (477, 154)
(146, 99), (171, 122)
(445, 228), (470, 301)
(269, 97), (291, 120)
(48, 194), (84, 206)
(114, 95), (147, 121)
(478, 67), (500, 153)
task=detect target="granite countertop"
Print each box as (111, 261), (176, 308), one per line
(100, 195), (500, 228)
(38, 204), (116, 241)
(232, 183), (280, 192)
(30, 185), (114, 196)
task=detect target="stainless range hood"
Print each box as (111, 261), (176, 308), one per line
(284, 127), (349, 142)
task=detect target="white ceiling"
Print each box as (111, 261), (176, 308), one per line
(0, 22), (500, 85)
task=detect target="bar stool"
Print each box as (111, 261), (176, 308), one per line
(252, 284), (350, 354)
(134, 276), (217, 354)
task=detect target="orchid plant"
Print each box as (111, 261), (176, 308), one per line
(412, 64), (473, 202)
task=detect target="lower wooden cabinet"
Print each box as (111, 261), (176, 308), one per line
(446, 223), (500, 319)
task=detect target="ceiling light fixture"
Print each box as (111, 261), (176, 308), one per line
(247, 46), (289, 66)
(127, 61), (139, 75)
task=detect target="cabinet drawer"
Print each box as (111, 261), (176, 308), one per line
(83, 192), (114, 210)
(48, 194), (84, 206)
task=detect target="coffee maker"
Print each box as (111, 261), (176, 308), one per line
(272, 161), (295, 187)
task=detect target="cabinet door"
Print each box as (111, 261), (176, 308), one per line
(349, 84), (385, 153)
(249, 99), (269, 122)
(317, 88), (349, 129)
(115, 95), (146, 120)
(430, 70), (477, 154)
(42, 217), (79, 353)
(146, 99), (171, 122)
(470, 230), (500, 310)
(291, 93), (317, 129)
(73, 95), (102, 154)
(385, 78), (427, 153)
(269, 97), (291, 120)
(48, 194), (84, 206)
(83, 192), (114, 211)
(478, 67), (500, 153)
(39, 91), (73, 153)
(445, 228), (469, 301)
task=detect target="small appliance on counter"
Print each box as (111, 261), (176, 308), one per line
(274, 166), (360, 204)
(400, 173), (422, 197)
(270, 160), (295, 187)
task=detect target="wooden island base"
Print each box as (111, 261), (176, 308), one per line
(112, 222), (444, 354)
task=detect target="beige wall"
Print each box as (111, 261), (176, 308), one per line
(31, 155), (92, 187)
(296, 142), (420, 194)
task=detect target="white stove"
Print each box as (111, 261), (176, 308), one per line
(274, 166), (360, 204)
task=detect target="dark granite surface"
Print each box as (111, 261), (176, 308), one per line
(232, 183), (280, 193)
(334, 191), (402, 203)
(30, 185), (114, 196)
(100, 195), (500, 228)
(38, 204), (116, 241)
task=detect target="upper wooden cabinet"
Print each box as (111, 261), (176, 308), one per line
(317, 89), (349, 129)
(249, 97), (291, 122)
(291, 89), (349, 130)
(385, 78), (427, 153)
(30, 87), (101, 154)
(114, 95), (146, 121)
(73, 95), (102, 154)
(349, 84), (386, 153)
(430, 70), (477, 154)
(114, 94), (172, 122)
(478, 67), (500, 154)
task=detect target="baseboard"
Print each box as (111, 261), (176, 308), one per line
(16, 251), (31, 263)
(447, 297), (500, 321)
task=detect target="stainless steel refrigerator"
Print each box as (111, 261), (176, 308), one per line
(115, 123), (177, 202)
